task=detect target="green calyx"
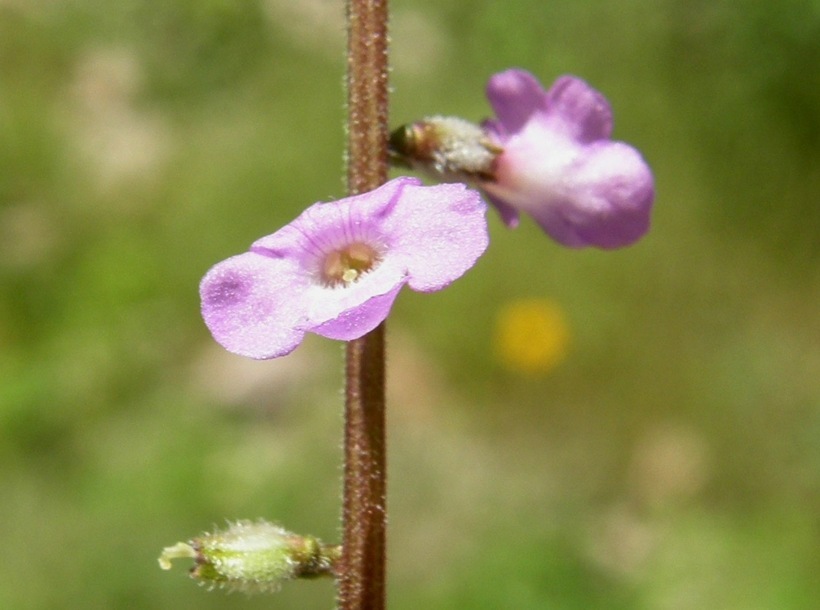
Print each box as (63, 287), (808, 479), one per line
(159, 520), (340, 594)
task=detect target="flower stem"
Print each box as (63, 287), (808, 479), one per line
(346, 0), (389, 196)
(339, 1), (389, 609)
(340, 329), (387, 609)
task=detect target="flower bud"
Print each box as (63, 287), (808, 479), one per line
(159, 520), (340, 594)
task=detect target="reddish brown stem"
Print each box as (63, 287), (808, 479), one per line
(339, 328), (387, 609)
(346, 0), (389, 196)
(338, 1), (389, 609)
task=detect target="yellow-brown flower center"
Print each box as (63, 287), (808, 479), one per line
(320, 242), (381, 287)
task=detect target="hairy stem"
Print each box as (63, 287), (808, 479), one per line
(346, 0), (389, 196)
(338, 1), (389, 609)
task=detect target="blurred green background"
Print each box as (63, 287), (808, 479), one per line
(1, 0), (818, 608)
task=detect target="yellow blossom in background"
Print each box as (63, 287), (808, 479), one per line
(494, 298), (571, 375)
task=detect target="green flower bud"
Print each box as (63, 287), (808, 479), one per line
(159, 520), (340, 594)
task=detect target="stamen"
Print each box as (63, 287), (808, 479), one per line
(321, 242), (381, 287)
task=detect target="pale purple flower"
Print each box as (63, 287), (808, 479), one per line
(200, 177), (488, 359)
(479, 69), (654, 249)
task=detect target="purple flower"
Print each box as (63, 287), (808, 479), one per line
(200, 177), (488, 359)
(480, 69), (654, 249)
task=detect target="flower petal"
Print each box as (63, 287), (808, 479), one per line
(486, 69), (548, 135)
(304, 257), (407, 328)
(543, 75), (613, 143)
(250, 177), (422, 263)
(200, 252), (308, 359)
(381, 182), (489, 292)
(484, 192), (521, 228)
(311, 282), (404, 341)
(525, 141), (654, 249)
